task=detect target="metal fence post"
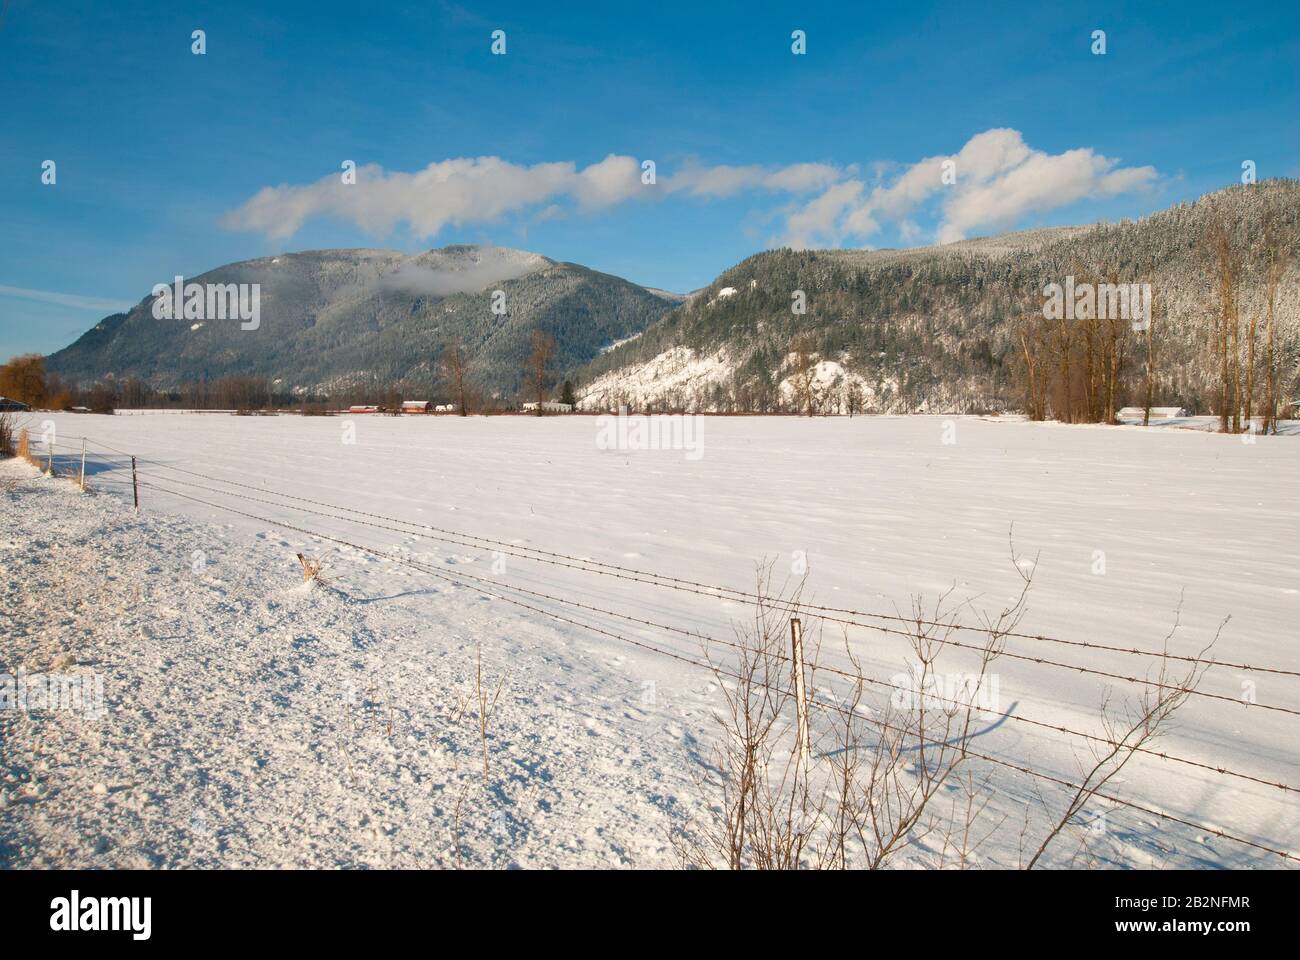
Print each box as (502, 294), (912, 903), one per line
(131, 456), (139, 509)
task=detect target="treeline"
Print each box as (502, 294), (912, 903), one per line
(0, 357), (307, 414)
(0, 354), (114, 412)
(3, 334), (577, 416)
(1015, 279), (1151, 424)
(1203, 211), (1290, 433)
(1016, 206), (1294, 430)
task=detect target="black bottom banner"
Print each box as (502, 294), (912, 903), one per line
(0, 867), (1285, 946)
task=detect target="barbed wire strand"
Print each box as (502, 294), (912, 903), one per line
(93, 443), (1300, 679)
(128, 464), (1300, 717)
(126, 475), (1300, 846)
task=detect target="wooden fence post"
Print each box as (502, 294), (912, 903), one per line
(131, 456), (139, 509)
(790, 616), (810, 765)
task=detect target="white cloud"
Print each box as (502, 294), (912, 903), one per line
(375, 245), (547, 297)
(866, 129), (1032, 222)
(934, 147), (1157, 243)
(223, 157), (581, 240)
(775, 128), (1158, 247)
(782, 181), (864, 249)
(0, 284), (134, 313)
(221, 133), (1158, 249)
(573, 154), (646, 211)
(666, 161), (844, 199)
(223, 155), (844, 241)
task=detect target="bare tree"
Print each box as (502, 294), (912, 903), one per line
(1019, 319), (1046, 421)
(789, 335), (817, 416)
(1143, 292), (1161, 427)
(382, 383), (403, 415)
(1230, 294), (1242, 433)
(524, 330), (555, 416)
(1102, 277), (1125, 424)
(1244, 308), (1258, 434)
(1205, 217), (1242, 433)
(1051, 301), (1076, 423)
(441, 337), (471, 416)
(845, 381), (864, 417)
(1262, 213), (1290, 435)
(0, 354), (48, 407)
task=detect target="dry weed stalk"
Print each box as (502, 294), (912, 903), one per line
(1025, 598), (1220, 868)
(673, 561), (1017, 870)
(675, 533), (1214, 870)
(296, 552), (325, 583)
(475, 646), (505, 785)
(0, 412), (18, 460)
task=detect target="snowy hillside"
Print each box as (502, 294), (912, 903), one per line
(45, 244), (677, 398)
(579, 346), (903, 414)
(576, 181), (1300, 416)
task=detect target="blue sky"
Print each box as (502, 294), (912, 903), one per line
(1, 0), (1297, 357)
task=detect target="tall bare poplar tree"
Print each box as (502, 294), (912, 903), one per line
(1205, 217), (1241, 433)
(441, 337), (470, 416)
(1262, 213), (1290, 434)
(1143, 292), (1159, 427)
(790, 335), (817, 416)
(525, 330), (555, 416)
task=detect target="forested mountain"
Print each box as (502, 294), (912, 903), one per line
(46, 245), (677, 399)
(44, 184), (1300, 417)
(576, 181), (1300, 416)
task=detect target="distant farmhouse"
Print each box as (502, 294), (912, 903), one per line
(400, 400), (432, 414)
(1117, 406), (1187, 420)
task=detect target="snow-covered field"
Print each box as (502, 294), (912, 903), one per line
(3, 412), (1298, 868)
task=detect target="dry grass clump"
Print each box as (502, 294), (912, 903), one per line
(0, 413), (16, 459)
(16, 427), (40, 467)
(296, 552), (325, 583)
